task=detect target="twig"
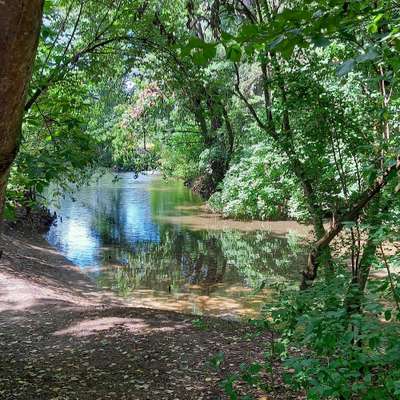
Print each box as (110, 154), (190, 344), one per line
(379, 244), (400, 312)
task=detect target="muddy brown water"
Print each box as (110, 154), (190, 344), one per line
(46, 173), (307, 319)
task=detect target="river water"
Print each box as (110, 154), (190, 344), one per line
(46, 173), (306, 319)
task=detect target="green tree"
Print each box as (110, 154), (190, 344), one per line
(0, 0), (44, 219)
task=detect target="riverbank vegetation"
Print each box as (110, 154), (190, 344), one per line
(1, 0), (400, 399)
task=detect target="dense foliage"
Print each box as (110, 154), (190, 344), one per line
(2, 0), (400, 399)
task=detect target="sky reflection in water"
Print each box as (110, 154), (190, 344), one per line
(46, 173), (305, 318)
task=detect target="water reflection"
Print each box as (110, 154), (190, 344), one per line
(47, 173), (305, 318)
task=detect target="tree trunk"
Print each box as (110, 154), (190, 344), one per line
(222, 106), (235, 168)
(343, 197), (382, 317)
(0, 0), (43, 220)
(357, 198), (383, 292)
(301, 156), (400, 289)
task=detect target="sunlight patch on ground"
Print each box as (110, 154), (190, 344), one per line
(53, 316), (187, 337)
(123, 288), (270, 319)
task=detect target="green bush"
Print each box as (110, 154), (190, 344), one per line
(208, 141), (308, 220)
(220, 271), (400, 400)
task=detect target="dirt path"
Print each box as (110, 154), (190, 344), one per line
(0, 229), (300, 400)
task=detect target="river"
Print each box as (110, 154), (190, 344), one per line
(46, 172), (306, 319)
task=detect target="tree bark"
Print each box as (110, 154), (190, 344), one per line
(357, 198), (383, 292)
(222, 106), (235, 167)
(0, 0), (43, 219)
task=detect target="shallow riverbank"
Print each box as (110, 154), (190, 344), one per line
(160, 203), (313, 236)
(43, 173), (308, 319)
(0, 228), (302, 399)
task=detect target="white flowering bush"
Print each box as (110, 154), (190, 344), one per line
(209, 141), (307, 220)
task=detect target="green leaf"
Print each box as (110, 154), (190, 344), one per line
(209, 352), (225, 370)
(384, 309), (392, 321)
(280, 41), (296, 59)
(312, 36), (330, 48)
(373, 13), (385, 24)
(269, 35), (285, 50)
(368, 23), (378, 34)
(202, 44), (217, 60)
(238, 24), (259, 40)
(192, 50), (207, 65)
(337, 59), (355, 76)
(221, 31), (234, 42)
(226, 44), (242, 62)
(355, 48), (379, 63)
(248, 362), (262, 374)
(187, 36), (207, 49)
(43, 0), (55, 13)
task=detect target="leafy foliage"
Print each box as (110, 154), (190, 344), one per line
(209, 141), (306, 220)
(3, 0), (400, 398)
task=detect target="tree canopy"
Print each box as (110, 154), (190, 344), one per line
(1, 0), (400, 398)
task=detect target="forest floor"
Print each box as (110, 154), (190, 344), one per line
(0, 228), (302, 400)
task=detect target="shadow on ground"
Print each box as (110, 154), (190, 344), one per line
(0, 301), (282, 400)
(0, 229), (301, 400)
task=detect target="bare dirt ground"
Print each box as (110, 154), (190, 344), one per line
(0, 228), (301, 400)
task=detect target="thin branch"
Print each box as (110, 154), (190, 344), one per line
(312, 156), (400, 254)
(379, 244), (400, 312)
(25, 35), (132, 111)
(40, 0), (76, 78)
(233, 63), (267, 131)
(34, 103), (53, 139)
(236, 0), (257, 23)
(60, 0), (84, 60)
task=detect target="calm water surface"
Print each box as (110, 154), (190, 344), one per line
(46, 173), (305, 318)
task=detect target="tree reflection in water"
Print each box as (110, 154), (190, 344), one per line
(47, 173), (306, 317)
(97, 225), (305, 299)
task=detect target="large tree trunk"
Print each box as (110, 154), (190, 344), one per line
(0, 0), (44, 219)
